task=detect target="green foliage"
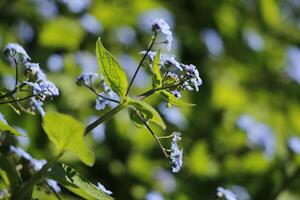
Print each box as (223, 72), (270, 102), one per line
(151, 49), (162, 88)
(0, 121), (23, 136)
(39, 17), (84, 50)
(96, 38), (128, 99)
(48, 163), (113, 200)
(128, 98), (166, 129)
(43, 112), (95, 166)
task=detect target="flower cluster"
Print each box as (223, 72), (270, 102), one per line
(76, 73), (116, 110)
(170, 132), (183, 173)
(3, 43), (59, 116)
(237, 114), (275, 159)
(142, 51), (202, 100)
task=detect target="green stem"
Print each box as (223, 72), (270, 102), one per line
(126, 32), (157, 96)
(0, 95), (35, 105)
(84, 102), (127, 135)
(11, 155), (60, 200)
(134, 110), (169, 159)
(138, 81), (185, 100)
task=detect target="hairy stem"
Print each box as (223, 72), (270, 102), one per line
(126, 32), (157, 96)
(84, 102), (127, 135)
(0, 95), (35, 105)
(135, 110), (169, 159)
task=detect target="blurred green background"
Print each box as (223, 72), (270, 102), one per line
(1, 0), (300, 199)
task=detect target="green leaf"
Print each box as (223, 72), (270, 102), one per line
(160, 90), (195, 107)
(96, 38), (128, 99)
(43, 112), (95, 166)
(152, 49), (162, 88)
(48, 163), (114, 200)
(128, 98), (166, 129)
(128, 108), (145, 128)
(0, 121), (23, 136)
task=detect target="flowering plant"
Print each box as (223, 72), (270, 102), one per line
(0, 18), (202, 199)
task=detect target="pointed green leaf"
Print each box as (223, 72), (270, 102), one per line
(96, 38), (128, 98)
(160, 90), (196, 107)
(43, 112), (95, 166)
(48, 163), (114, 200)
(0, 121), (23, 136)
(128, 98), (166, 129)
(152, 49), (162, 88)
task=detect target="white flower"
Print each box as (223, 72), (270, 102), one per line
(217, 187), (237, 200)
(3, 43), (30, 62)
(288, 136), (300, 154)
(151, 18), (173, 50)
(170, 132), (183, 173)
(96, 182), (112, 195)
(183, 64), (202, 91)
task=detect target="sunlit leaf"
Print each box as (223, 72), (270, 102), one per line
(152, 49), (162, 88)
(48, 163), (114, 200)
(128, 98), (166, 129)
(43, 112), (95, 166)
(0, 121), (23, 136)
(96, 38), (128, 99)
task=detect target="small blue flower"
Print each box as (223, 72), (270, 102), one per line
(288, 136), (300, 154)
(237, 114), (275, 159)
(80, 14), (103, 35)
(30, 97), (45, 116)
(170, 132), (183, 173)
(3, 43), (30, 62)
(76, 72), (98, 86)
(95, 97), (108, 111)
(96, 182), (112, 195)
(47, 54), (64, 72)
(145, 191), (164, 200)
(151, 18), (173, 50)
(217, 187), (237, 200)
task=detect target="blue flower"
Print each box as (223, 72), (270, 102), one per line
(145, 191), (164, 200)
(95, 97), (108, 111)
(151, 18), (173, 50)
(288, 136), (300, 154)
(3, 43), (30, 62)
(217, 187), (237, 200)
(237, 114), (276, 158)
(76, 72), (98, 86)
(30, 97), (45, 116)
(47, 54), (64, 72)
(170, 132), (183, 173)
(80, 14), (103, 35)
